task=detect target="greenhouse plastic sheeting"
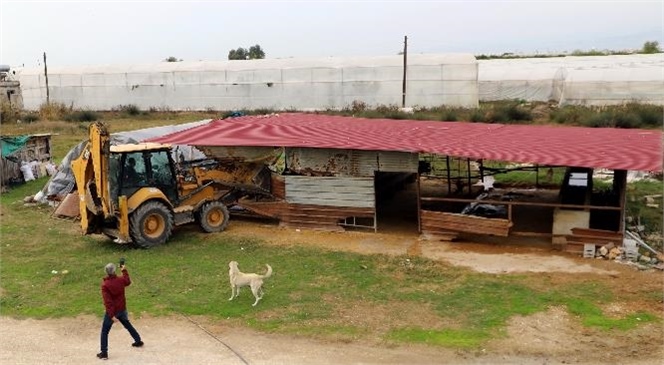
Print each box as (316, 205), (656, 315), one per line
(15, 54), (479, 111)
(478, 54), (664, 105)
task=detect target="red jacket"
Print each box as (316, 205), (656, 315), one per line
(101, 268), (131, 318)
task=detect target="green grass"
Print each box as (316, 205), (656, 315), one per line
(1, 178), (661, 349)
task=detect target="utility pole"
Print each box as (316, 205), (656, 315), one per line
(402, 35), (408, 108)
(43, 52), (50, 105)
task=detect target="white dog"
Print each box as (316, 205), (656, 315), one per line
(228, 261), (273, 306)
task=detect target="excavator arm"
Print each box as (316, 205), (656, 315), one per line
(71, 122), (114, 233)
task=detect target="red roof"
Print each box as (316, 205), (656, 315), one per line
(149, 113), (663, 171)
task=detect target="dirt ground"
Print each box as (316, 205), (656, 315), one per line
(2, 220), (663, 365)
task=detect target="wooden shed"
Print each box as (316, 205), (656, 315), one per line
(149, 113), (662, 245)
(0, 134), (53, 187)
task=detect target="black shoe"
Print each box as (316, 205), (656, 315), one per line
(132, 341), (144, 347)
(96, 352), (108, 360)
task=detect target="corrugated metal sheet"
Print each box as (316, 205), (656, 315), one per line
(285, 176), (374, 208)
(378, 151), (418, 173)
(286, 148), (417, 176)
(149, 113), (663, 172)
(286, 148), (353, 176)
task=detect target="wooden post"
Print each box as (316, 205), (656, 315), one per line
(466, 158), (472, 195)
(615, 169), (627, 233)
(416, 173), (422, 233)
(445, 156), (451, 195)
(402, 35), (407, 108)
(479, 159), (484, 183)
(43, 52), (50, 105)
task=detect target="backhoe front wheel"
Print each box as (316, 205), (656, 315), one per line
(198, 201), (230, 233)
(130, 201), (173, 249)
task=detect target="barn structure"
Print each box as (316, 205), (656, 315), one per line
(0, 133), (53, 188)
(150, 113), (662, 253)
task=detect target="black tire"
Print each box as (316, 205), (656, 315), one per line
(198, 201), (230, 233)
(130, 201), (173, 249)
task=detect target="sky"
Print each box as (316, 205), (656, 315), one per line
(1, 0), (662, 68)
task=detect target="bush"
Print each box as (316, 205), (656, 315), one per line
(550, 106), (592, 125)
(1, 102), (19, 123)
(613, 112), (640, 129)
(486, 102), (532, 123)
(65, 110), (99, 122)
(350, 100), (368, 113)
(626, 103), (663, 127)
(469, 109), (485, 123)
(375, 104), (400, 114)
(114, 104), (142, 116)
(440, 110), (458, 121)
(21, 113), (40, 123)
(39, 102), (71, 120)
(584, 112), (614, 128)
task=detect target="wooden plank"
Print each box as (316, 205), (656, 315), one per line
(421, 210), (511, 237)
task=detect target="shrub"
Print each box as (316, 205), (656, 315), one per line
(1, 102), (19, 123)
(469, 110), (485, 123)
(550, 105), (592, 125)
(440, 110), (458, 121)
(626, 103), (663, 127)
(21, 112), (40, 123)
(39, 102), (70, 120)
(375, 104), (400, 114)
(613, 112), (640, 129)
(350, 100), (368, 113)
(65, 110), (99, 122)
(584, 112), (614, 128)
(114, 104), (142, 116)
(504, 103), (532, 121)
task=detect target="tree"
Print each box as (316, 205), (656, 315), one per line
(228, 45), (265, 60)
(164, 56), (182, 62)
(248, 44), (265, 59)
(641, 41), (661, 54)
(228, 48), (248, 60)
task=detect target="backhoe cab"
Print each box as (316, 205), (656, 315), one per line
(71, 122), (232, 248)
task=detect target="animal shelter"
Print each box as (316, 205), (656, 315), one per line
(149, 113), (662, 251)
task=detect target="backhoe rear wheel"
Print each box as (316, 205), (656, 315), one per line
(198, 201), (230, 233)
(130, 201), (173, 249)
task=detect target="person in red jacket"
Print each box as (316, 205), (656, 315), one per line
(97, 263), (143, 360)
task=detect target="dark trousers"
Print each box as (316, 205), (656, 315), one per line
(100, 310), (141, 353)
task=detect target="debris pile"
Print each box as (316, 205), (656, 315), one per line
(584, 231), (664, 271)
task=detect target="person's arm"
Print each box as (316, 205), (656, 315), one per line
(101, 284), (115, 318)
(121, 266), (132, 287)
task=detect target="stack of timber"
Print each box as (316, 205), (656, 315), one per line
(281, 204), (374, 232)
(564, 227), (623, 255)
(421, 210), (512, 237)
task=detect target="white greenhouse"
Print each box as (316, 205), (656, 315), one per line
(478, 54), (664, 105)
(16, 54), (479, 111)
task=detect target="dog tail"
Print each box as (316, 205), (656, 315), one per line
(261, 264), (272, 279)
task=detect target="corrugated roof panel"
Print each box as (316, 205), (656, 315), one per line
(149, 113), (663, 172)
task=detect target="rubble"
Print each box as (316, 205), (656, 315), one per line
(582, 231), (664, 270)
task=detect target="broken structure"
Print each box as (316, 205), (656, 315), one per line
(149, 113), (662, 252)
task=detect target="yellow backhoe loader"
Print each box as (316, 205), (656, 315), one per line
(71, 121), (266, 248)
